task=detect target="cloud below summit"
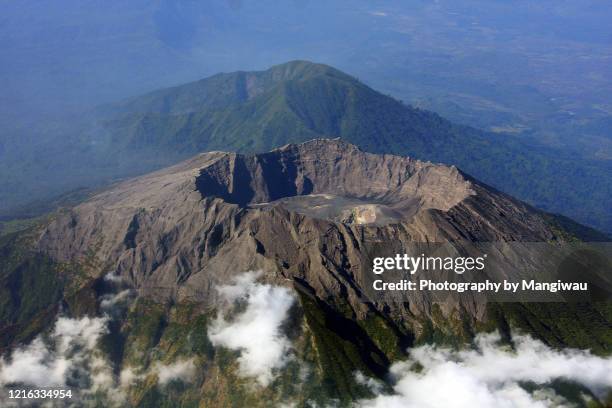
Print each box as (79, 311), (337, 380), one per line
(0, 316), (108, 388)
(356, 332), (612, 408)
(209, 271), (295, 386)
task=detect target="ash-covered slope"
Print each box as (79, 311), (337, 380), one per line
(2, 139), (611, 406)
(38, 139), (560, 320)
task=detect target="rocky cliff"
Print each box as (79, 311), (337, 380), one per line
(37, 139), (562, 320)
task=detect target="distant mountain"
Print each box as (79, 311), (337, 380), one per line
(96, 61), (612, 232)
(1, 61), (611, 233)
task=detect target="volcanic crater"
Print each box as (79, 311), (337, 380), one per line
(195, 139), (474, 225)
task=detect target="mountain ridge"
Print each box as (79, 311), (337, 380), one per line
(99, 60), (352, 117)
(1, 60), (611, 235)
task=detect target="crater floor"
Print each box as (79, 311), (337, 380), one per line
(252, 194), (412, 225)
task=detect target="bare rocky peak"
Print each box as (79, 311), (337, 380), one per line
(38, 139), (556, 320)
(196, 139), (474, 219)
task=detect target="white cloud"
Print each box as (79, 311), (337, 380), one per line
(355, 371), (384, 395)
(154, 359), (197, 386)
(119, 367), (142, 389)
(90, 355), (116, 396)
(0, 278), (195, 405)
(118, 359), (197, 390)
(0, 316), (108, 388)
(54, 316), (107, 352)
(356, 332), (612, 408)
(103, 272), (124, 283)
(100, 289), (133, 310)
(209, 271), (295, 386)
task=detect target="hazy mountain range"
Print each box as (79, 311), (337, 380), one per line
(1, 61), (611, 235)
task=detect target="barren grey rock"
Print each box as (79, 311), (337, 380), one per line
(38, 139), (557, 320)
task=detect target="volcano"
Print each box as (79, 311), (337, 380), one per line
(0, 139), (609, 406)
(37, 139), (584, 316)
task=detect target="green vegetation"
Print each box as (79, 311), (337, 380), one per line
(544, 213), (611, 242)
(415, 304), (476, 347)
(108, 296), (367, 407)
(0, 215), (48, 237)
(0, 231), (67, 349)
(483, 302), (612, 356)
(109, 293), (612, 407)
(401, 299), (612, 357)
(296, 292), (385, 402)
